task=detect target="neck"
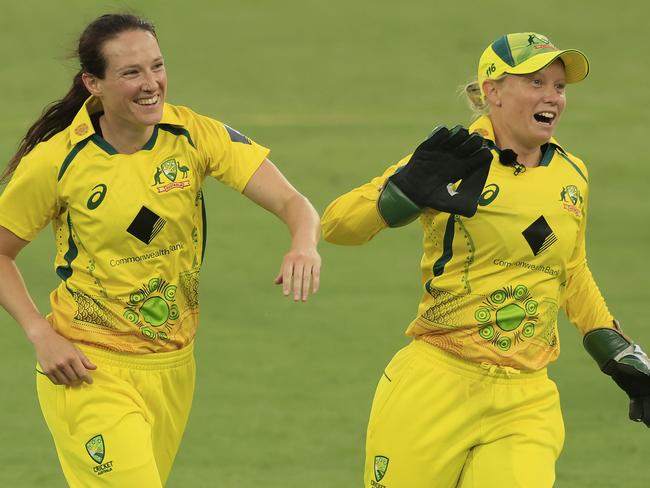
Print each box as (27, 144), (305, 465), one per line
(490, 117), (545, 168)
(99, 114), (154, 154)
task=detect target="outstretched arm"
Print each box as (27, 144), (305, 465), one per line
(0, 225), (96, 384)
(243, 159), (321, 302)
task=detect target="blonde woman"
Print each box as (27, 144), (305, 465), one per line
(322, 32), (649, 487)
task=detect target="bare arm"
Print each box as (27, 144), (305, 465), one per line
(243, 159), (321, 301)
(0, 225), (95, 384)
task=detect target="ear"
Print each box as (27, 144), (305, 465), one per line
(82, 72), (103, 97)
(482, 79), (502, 108)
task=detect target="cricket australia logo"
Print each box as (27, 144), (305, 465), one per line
(474, 284), (539, 352)
(559, 184), (584, 218)
(152, 158), (191, 193)
(371, 455), (389, 487)
(86, 434), (113, 475)
(123, 277), (179, 341)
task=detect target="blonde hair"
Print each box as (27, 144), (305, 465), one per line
(461, 76), (507, 120)
(462, 81), (488, 119)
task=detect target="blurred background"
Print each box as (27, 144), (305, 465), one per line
(0, 1), (648, 486)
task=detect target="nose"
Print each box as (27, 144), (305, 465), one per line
(141, 70), (158, 91)
(542, 85), (562, 104)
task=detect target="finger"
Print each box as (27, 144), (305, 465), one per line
(311, 265), (321, 294)
(464, 147), (494, 172)
(629, 397), (644, 423)
(274, 271), (283, 285)
(301, 265), (312, 302)
(282, 262), (293, 297)
(59, 363), (80, 384)
(79, 350), (97, 371)
(293, 263), (305, 301)
(72, 358), (94, 384)
(454, 133), (484, 157)
(418, 126), (449, 151)
(441, 125), (470, 149)
(47, 370), (65, 386)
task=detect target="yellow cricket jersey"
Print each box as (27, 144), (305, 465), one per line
(322, 115), (614, 371)
(0, 97), (269, 353)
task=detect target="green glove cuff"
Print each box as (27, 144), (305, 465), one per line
(377, 180), (422, 227)
(583, 328), (632, 370)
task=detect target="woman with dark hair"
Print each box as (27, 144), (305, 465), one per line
(0, 13), (321, 487)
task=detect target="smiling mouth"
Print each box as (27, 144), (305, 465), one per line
(135, 94), (160, 106)
(534, 111), (555, 125)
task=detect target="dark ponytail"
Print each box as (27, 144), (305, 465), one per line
(1, 13), (156, 185)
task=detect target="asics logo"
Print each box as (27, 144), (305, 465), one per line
(446, 183), (459, 196)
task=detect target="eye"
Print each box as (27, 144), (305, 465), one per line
(531, 78), (543, 87)
(555, 83), (566, 91)
(122, 69), (139, 77)
(153, 62), (165, 71)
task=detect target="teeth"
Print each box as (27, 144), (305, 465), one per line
(136, 95), (158, 106)
(537, 112), (554, 119)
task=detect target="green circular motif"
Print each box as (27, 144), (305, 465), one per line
(158, 331), (169, 341)
(495, 303), (525, 332)
(490, 290), (507, 304)
(169, 304), (180, 320)
(497, 336), (512, 351)
(475, 307), (491, 323)
(525, 300), (538, 315)
(123, 309), (139, 324)
(479, 325), (495, 340)
(164, 285), (177, 301)
(141, 326), (156, 339)
(129, 291), (144, 304)
(522, 322), (535, 338)
(148, 277), (161, 292)
(513, 285), (528, 300)
(140, 297), (170, 327)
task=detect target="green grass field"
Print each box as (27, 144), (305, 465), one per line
(1, 0), (649, 486)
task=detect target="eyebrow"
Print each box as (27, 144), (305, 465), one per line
(117, 56), (165, 71)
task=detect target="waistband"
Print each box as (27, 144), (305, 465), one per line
(77, 342), (194, 371)
(411, 339), (548, 383)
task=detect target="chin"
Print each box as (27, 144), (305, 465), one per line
(137, 111), (164, 127)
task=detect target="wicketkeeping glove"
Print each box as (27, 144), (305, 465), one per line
(378, 125), (492, 226)
(584, 326), (650, 427)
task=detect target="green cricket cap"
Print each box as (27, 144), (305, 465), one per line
(478, 32), (589, 98)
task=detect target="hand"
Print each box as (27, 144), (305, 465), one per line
(584, 327), (650, 426)
(274, 244), (321, 302)
(388, 125), (493, 217)
(30, 321), (97, 385)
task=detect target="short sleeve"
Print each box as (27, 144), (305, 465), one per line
(0, 149), (59, 241)
(189, 112), (270, 192)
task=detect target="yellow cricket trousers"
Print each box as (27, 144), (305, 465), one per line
(364, 339), (564, 488)
(37, 342), (195, 487)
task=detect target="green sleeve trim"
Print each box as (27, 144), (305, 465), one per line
(377, 180), (422, 227)
(583, 328), (630, 369)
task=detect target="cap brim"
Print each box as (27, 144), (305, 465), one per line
(505, 49), (590, 83)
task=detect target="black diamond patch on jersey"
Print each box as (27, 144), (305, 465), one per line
(127, 206), (166, 244)
(224, 124), (251, 144)
(522, 215), (557, 255)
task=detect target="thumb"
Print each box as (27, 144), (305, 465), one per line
(274, 272), (283, 285)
